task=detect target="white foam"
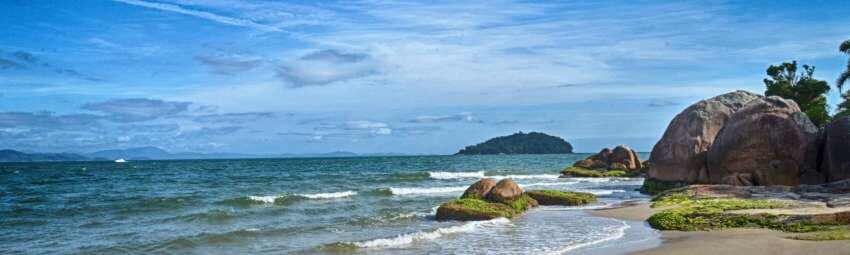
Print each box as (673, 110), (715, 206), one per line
(428, 171), (485, 179)
(393, 205), (441, 220)
(565, 177), (635, 183)
(575, 189), (626, 195)
(299, 191), (358, 199)
(248, 195), (278, 203)
(520, 181), (578, 187)
(488, 174), (561, 180)
(543, 220), (630, 255)
(352, 218), (511, 248)
(388, 186), (467, 196)
(247, 191), (357, 203)
(537, 203), (614, 211)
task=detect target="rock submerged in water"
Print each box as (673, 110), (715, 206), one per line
(648, 90), (762, 184)
(435, 198), (520, 221)
(436, 178), (600, 221)
(562, 145), (643, 178)
(707, 96), (820, 186)
(525, 190), (596, 206)
(572, 145), (642, 171)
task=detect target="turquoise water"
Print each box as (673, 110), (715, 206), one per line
(0, 154), (656, 254)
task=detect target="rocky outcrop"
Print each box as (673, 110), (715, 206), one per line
(436, 178), (538, 221)
(525, 190), (597, 206)
(485, 179), (524, 204)
(706, 96), (820, 186)
(821, 116), (850, 182)
(572, 145), (643, 171)
(648, 90), (762, 184)
(460, 178), (497, 199)
(648, 184), (850, 232)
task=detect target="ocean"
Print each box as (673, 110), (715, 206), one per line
(0, 154), (660, 254)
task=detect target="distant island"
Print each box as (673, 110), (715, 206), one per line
(0, 147), (408, 163)
(455, 132), (573, 155)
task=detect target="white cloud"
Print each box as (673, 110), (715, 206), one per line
(112, 0), (282, 32)
(345, 120), (392, 135)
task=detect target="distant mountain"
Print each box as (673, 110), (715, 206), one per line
(455, 132), (574, 155)
(0, 147), (409, 163)
(0, 149), (89, 162)
(88, 146), (172, 160)
(86, 147), (410, 160)
(87, 146), (267, 160)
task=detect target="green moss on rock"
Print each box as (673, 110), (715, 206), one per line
(507, 194), (538, 212)
(561, 167), (638, 178)
(792, 227), (850, 241)
(640, 178), (687, 195)
(435, 198), (518, 221)
(646, 192), (822, 232)
(526, 190), (597, 206)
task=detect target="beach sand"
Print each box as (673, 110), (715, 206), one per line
(591, 202), (850, 255)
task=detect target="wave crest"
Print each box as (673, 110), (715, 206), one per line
(386, 186), (467, 196)
(351, 218), (511, 248)
(428, 171), (485, 179)
(237, 191), (359, 204)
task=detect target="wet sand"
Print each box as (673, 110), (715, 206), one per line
(590, 202), (850, 255)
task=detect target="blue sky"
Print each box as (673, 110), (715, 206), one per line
(1, 0), (849, 154)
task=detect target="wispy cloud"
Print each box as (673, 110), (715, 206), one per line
(195, 54), (263, 75)
(276, 49), (377, 87)
(82, 98), (190, 122)
(408, 112), (481, 123)
(111, 0), (282, 32)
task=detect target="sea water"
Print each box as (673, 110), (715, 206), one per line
(0, 154), (660, 254)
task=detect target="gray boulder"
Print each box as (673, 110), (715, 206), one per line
(821, 116), (850, 182)
(706, 96), (820, 186)
(648, 90), (762, 184)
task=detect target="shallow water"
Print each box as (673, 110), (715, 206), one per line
(0, 154), (658, 254)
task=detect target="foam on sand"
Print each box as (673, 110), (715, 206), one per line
(351, 218), (512, 248)
(544, 220), (630, 255)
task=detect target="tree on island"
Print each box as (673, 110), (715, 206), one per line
(763, 61), (831, 127)
(835, 39), (850, 118)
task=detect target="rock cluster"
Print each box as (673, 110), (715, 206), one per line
(647, 90), (850, 188)
(436, 178), (536, 221)
(436, 179), (598, 221)
(572, 145), (643, 171)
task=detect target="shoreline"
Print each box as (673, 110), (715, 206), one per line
(589, 202), (850, 255)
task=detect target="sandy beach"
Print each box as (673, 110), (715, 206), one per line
(591, 202), (850, 255)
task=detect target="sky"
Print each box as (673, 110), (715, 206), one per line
(1, 0), (849, 154)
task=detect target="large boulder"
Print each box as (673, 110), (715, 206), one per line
(706, 96), (820, 186)
(485, 179), (524, 204)
(460, 178), (497, 199)
(821, 116), (850, 182)
(649, 90), (762, 184)
(610, 145), (639, 170)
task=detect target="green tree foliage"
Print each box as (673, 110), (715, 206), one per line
(455, 132), (573, 155)
(836, 40), (850, 118)
(763, 61), (831, 127)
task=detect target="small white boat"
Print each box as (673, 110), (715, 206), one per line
(115, 158), (127, 163)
